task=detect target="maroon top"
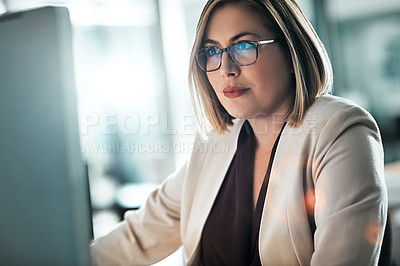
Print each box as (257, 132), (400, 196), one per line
(200, 120), (285, 265)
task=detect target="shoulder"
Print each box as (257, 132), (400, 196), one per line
(300, 94), (380, 136)
(308, 94), (372, 120)
(281, 94), (382, 157)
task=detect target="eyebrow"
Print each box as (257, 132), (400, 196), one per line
(203, 32), (262, 46)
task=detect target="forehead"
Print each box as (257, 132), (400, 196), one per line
(204, 4), (273, 42)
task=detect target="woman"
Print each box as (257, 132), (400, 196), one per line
(91, 0), (388, 265)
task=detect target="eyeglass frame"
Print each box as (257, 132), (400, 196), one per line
(195, 39), (276, 72)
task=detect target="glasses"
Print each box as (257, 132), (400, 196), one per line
(195, 39), (275, 72)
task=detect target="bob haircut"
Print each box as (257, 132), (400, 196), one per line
(189, 0), (333, 134)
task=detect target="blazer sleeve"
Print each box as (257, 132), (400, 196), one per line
(311, 105), (388, 265)
(90, 161), (187, 266)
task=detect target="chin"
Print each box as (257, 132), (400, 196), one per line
(225, 110), (254, 120)
(222, 103), (262, 120)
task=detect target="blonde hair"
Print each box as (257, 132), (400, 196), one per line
(189, 0), (333, 134)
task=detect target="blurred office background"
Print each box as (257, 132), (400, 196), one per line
(1, 0), (399, 264)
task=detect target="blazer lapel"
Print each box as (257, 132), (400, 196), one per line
(184, 119), (244, 261)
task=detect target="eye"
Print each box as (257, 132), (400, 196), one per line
(236, 42), (252, 50)
(206, 48), (220, 57)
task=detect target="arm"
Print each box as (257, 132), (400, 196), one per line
(90, 162), (187, 266)
(311, 106), (387, 265)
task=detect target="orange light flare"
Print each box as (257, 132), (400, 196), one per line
(304, 188), (326, 216)
(304, 188), (316, 215)
(364, 220), (382, 246)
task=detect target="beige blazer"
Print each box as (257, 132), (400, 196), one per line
(91, 95), (388, 266)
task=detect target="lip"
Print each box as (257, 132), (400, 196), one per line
(223, 86), (249, 98)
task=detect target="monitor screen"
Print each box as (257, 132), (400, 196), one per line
(0, 6), (91, 265)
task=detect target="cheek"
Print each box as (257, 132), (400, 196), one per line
(256, 58), (291, 87)
(256, 46), (292, 80)
(271, 52), (292, 82)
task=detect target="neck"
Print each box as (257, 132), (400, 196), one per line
(247, 113), (286, 150)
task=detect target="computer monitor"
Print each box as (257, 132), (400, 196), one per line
(0, 6), (91, 265)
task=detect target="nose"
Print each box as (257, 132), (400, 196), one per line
(219, 51), (240, 78)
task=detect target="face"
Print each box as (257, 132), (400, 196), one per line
(203, 4), (294, 121)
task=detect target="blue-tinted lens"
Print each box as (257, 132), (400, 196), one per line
(230, 42), (257, 65)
